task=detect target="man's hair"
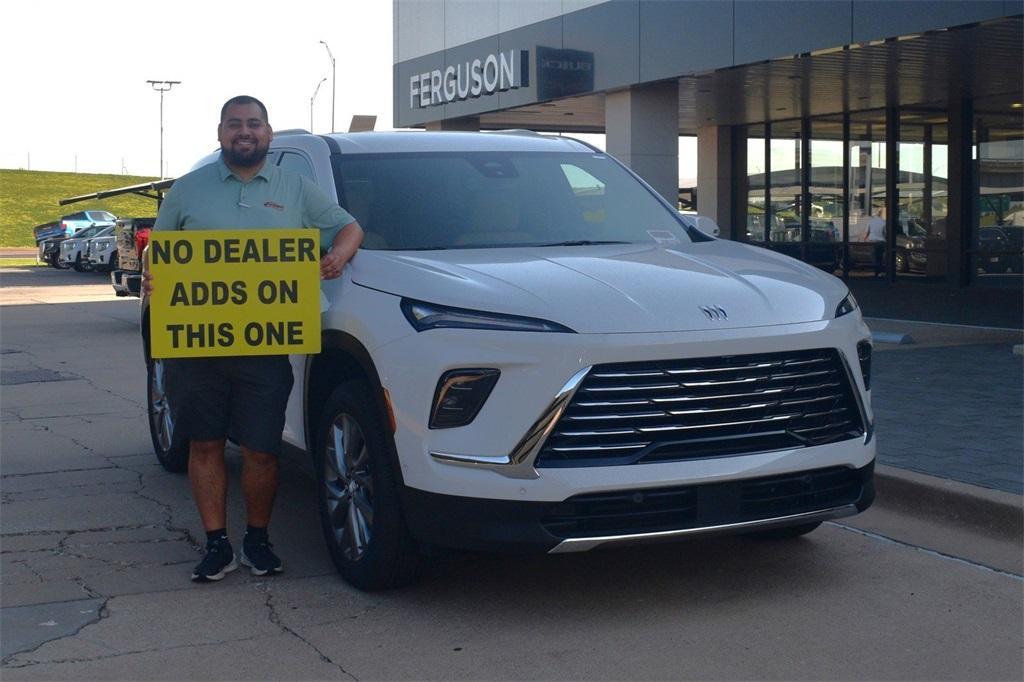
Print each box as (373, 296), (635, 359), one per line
(220, 95), (269, 124)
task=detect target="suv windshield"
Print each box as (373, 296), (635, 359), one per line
(333, 151), (693, 250)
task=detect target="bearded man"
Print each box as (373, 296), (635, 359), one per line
(145, 95), (363, 582)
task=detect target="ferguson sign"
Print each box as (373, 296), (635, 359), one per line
(410, 49), (529, 109)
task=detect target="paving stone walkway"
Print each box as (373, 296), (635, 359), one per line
(872, 339), (1023, 494)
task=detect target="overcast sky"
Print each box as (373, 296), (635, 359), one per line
(1, 0), (707, 182)
(1, 0), (396, 177)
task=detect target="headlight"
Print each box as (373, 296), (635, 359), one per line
(835, 292), (858, 318)
(401, 298), (575, 333)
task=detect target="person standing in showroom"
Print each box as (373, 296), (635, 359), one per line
(143, 95), (363, 582)
(863, 208), (886, 277)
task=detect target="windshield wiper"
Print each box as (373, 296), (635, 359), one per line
(533, 240), (632, 247)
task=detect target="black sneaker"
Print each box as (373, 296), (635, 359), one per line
(241, 539), (283, 576)
(191, 539), (238, 583)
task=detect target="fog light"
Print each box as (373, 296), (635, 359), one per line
(430, 369), (500, 429)
(857, 340), (872, 391)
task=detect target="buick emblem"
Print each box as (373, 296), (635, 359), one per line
(700, 305), (728, 321)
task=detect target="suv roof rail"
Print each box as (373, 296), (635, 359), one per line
(488, 129), (545, 137)
(274, 129), (311, 136)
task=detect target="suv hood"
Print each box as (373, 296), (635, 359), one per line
(350, 241), (847, 334)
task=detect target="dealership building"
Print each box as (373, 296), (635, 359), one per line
(393, 0), (1023, 291)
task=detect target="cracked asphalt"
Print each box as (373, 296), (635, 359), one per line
(1, 266), (1022, 681)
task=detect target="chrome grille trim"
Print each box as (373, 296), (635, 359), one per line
(537, 349), (867, 467)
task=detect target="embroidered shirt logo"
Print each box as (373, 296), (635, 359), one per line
(264, 201), (285, 211)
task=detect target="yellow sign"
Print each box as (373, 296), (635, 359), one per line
(149, 230), (321, 358)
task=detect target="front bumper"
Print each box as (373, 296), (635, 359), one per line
(365, 306), (875, 503)
(111, 270), (141, 297)
(401, 460), (875, 553)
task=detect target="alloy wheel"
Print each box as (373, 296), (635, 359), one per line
(323, 414), (375, 561)
(149, 360), (174, 452)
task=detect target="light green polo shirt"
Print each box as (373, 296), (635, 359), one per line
(154, 155), (355, 250)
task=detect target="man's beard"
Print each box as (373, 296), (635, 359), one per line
(221, 140), (269, 168)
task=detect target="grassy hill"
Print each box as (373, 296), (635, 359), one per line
(0, 169), (162, 247)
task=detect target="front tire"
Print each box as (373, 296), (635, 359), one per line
(147, 358), (188, 473)
(73, 254), (91, 272)
(315, 380), (420, 590)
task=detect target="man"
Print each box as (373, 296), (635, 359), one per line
(863, 209), (886, 277)
(144, 95), (363, 582)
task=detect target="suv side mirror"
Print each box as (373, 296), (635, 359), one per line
(694, 216), (720, 238)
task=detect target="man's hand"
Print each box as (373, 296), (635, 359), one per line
(320, 221), (363, 280)
(320, 249), (346, 280)
(141, 244), (153, 295)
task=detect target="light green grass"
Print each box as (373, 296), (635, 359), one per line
(0, 169), (160, 247)
(1, 259), (43, 267)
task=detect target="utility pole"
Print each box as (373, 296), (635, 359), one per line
(319, 41), (336, 132)
(310, 77), (326, 132)
(146, 80), (181, 179)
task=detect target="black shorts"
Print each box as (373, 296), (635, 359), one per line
(164, 355), (295, 456)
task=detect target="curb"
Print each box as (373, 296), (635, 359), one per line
(873, 464), (1023, 539)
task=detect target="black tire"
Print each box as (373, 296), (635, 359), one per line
(315, 380), (421, 590)
(104, 251), (119, 274)
(746, 521), (822, 540)
(147, 358), (189, 473)
(73, 254), (90, 272)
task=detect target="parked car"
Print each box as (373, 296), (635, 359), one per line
(144, 131), (876, 590)
(38, 237), (69, 269)
(111, 218), (155, 297)
(86, 233), (118, 272)
(58, 210), (117, 238)
(846, 219), (930, 274)
(59, 225), (113, 271)
(33, 220), (64, 245)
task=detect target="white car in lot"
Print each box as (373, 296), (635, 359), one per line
(86, 233), (118, 272)
(144, 131), (875, 590)
(59, 225), (113, 271)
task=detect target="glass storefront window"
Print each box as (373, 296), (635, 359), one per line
(746, 124), (767, 243)
(974, 95), (1024, 281)
(810, 116), (845, 273)
(847, 110), (889, 277)
(768, 120), (802, 245)
(897, 111), (949, 278)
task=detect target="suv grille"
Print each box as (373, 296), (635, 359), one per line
(536, 349), (864, 467)
(541, 465), (869, 538)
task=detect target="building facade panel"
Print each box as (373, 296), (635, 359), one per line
(733, 1), (853, 66)
(445, 0), (500, 49)
(851, 0), (1007, 43)
(395, 0), (445, 63)
(562, 0), (640, 93)
(497, 18), (564, 112)
(638, 0), (734, 82)
(498, 0), (568, 33)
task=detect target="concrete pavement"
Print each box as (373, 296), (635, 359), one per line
(1, 265), (1022, 681)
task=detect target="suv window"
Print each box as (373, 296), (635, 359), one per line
(65, 212), (86, 221)
(87, 211), (116, 222)
(278, 151), (316, 180)
(334, 152), (690, 250)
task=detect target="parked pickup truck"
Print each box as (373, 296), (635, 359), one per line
(35, 221), (67, 268)
(111, 218), (154, 297)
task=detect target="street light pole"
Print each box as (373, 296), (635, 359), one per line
(146, 80), (181, 179)
(310, 77), (327, 132)
(319, 40), (336, 132)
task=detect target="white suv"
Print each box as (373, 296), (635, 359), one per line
(144, 131), (875, 590)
